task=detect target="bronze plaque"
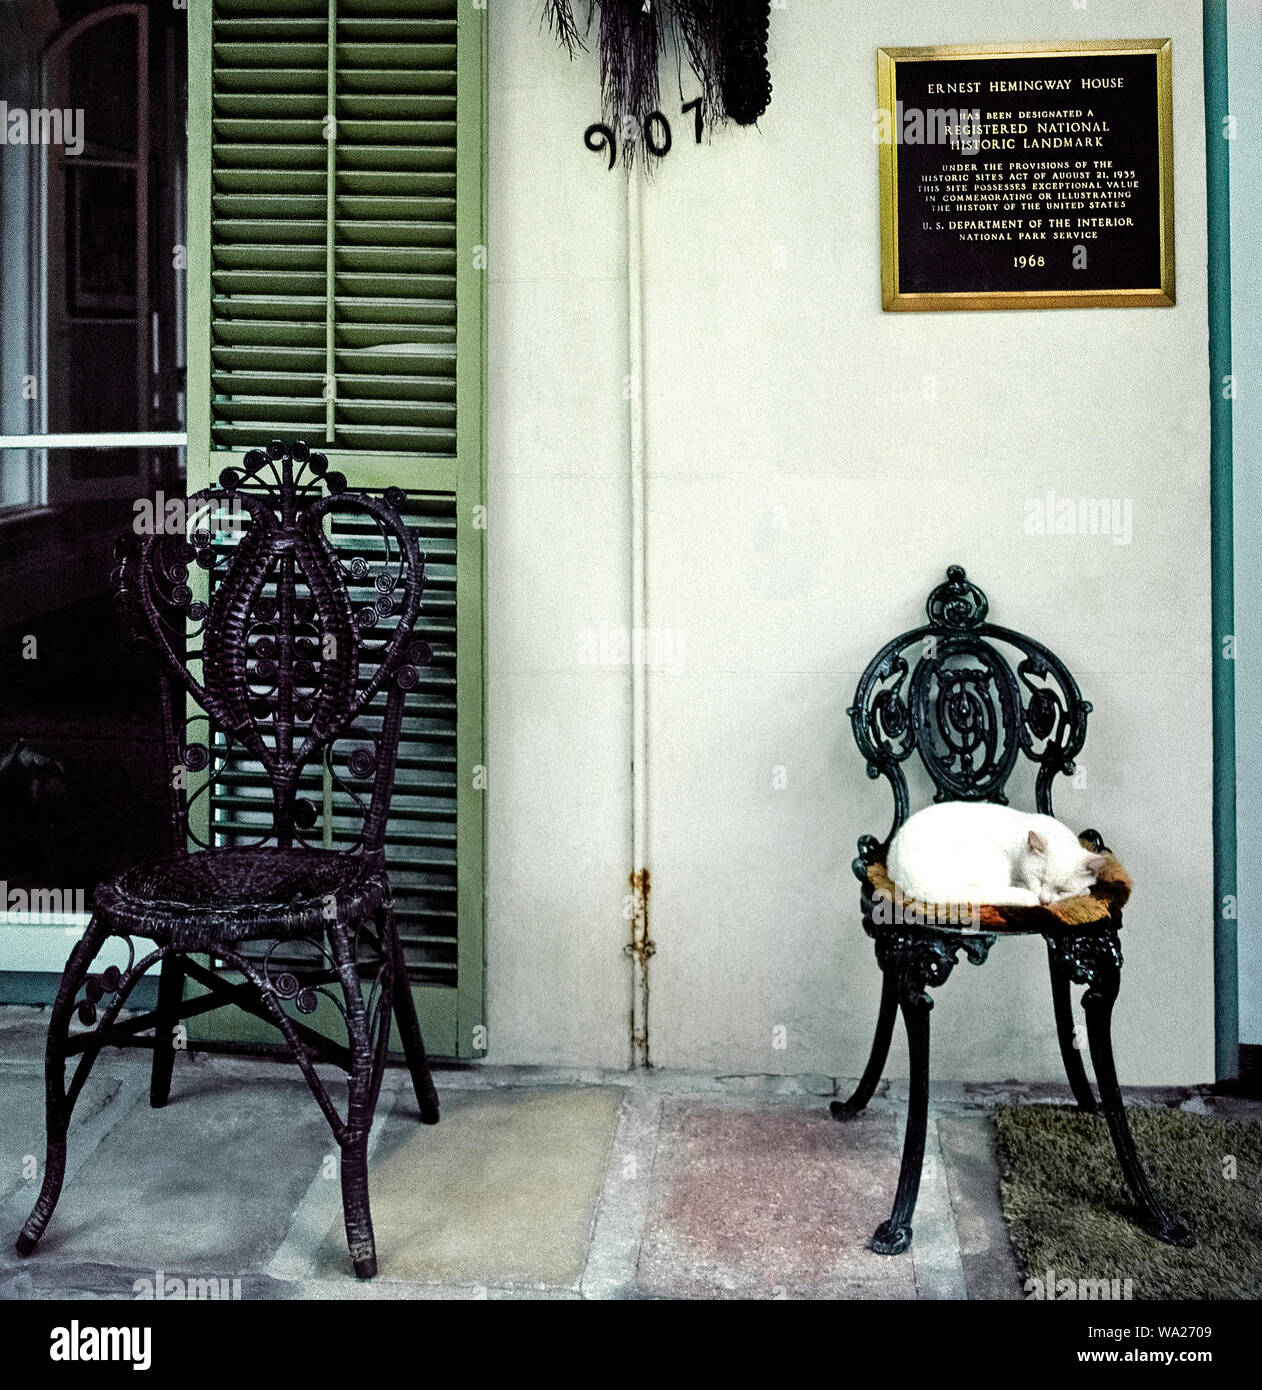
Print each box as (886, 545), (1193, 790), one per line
(877, 40), (1174, 311)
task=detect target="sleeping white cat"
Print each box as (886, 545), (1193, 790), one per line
(886, 802), (1104, 907)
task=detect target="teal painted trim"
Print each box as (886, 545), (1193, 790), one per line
(1205, 0), (1237, 1080)
(0, 973), (158, 1011)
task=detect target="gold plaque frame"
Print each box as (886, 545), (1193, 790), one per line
(877, 39), (1175, 311)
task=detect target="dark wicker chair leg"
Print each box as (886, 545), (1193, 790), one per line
(385, 903), (440, 1124)
(327, 918), (381, 1279)
(15, 916), (111, 1256)
(340, 1137), (378, 1279)
(1046, 939), (1097, 1113)
(832, 968), (897, 1120)
(1078, 936), (1194, 1248)
(871, 963), (932, 1255)
(149, 953), (186, 1109)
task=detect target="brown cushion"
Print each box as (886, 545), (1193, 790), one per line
(866, 835), (1131, 933)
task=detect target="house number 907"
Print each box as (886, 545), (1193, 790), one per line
(585, 98), (704, 169)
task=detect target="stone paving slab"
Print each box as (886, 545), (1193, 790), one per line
(937, 1114), (1023, 1300)
(637, 1098), (918, 1299)
(310, 1085), (623, 1289)
(1, 1065), (332, 1282)
(0, 1068), (123, 1210)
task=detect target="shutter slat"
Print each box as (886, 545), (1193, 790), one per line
(334, 296), (455, 325)
(337, 145), (456, 172)
(335, 273), (456, 298)
(336, 323), (453, 347)
(337, 67), (454, 95)
(214, 319), (327, 347)
(214, 42), (328, 66)
(213, 67), (328, 94)
(214, 270), (329, 295)
(336, 120), (457, 145)
(213, 293), (326, 320)
(216, 94), (328, 117)
(213, 123), (327, 145)
(338, 245), (456, 272)
(213, 218), (327, 244)
(213, 191), (327, 216)
(334, 218), (454, 247)
(337, 95), (456, 120)
(216, 243), (327, 270)
(337, 43), (456, 68)
(336, 195), (455, 219)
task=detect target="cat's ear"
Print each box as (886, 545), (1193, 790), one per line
(1027, 830), (1048, 855)
(1083, 853), (1106, 875)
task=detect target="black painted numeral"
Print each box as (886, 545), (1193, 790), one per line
(584, 101), (703, 167)
(643, 111), (672, 158)
(682, 97), (703, 144)
(584, 121), (617, 171)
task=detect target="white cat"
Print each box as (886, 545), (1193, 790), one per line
(886, 802), (1105, 907)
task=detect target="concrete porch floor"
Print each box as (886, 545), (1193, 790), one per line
(0, 1005), (1247, 1301)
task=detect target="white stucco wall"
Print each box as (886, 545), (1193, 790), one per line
(486, 0), (1215, 1084)
(485, 12), (633, 1069)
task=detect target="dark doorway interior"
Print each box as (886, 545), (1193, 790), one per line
(0, 594), (172, 898)
(0, 2), (186, 905)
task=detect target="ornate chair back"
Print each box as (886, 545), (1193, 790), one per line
(113, 440), (427, 861)
(849, 565), (1091, 858)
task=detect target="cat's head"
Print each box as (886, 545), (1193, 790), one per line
(1020, 830), (1105, 906)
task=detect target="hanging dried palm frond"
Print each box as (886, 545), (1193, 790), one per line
(542, 0), (772, 159)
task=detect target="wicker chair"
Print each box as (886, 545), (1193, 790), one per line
(15, 440), (439, 1279)
(835, 565), (1193, 1255)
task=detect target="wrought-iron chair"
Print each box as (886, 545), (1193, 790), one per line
(15, 440), (440, 1279)
(834, 565), (1193, 1255)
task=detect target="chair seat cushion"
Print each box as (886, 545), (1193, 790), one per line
(94, 848), (387, 946)
(865, 836), (1131, 935)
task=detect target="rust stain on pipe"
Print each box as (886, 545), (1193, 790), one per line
(626, 867), (654, 1067)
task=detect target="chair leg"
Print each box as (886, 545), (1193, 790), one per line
(1045, 938), (1097, 1113)
(339, 1137), (377, 1280)
(864, 930), (988, 1255)
(871, 947), (934, 1255)
(149, 953), (186, 1109)
(1059, 930), (1194, 1248)
(384, 901), (440, 1125)
(831, 968), (897, 1120)
(326, 918), (381, 1279)
(16, 915), (111, 1256)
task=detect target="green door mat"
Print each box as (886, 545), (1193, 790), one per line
(993, 1104), (1262, 1300)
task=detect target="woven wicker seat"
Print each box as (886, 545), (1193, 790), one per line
(94, 849), (387, 946)
(16, 441), (441, 1280)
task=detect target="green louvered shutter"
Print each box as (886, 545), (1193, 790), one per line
(185, 0), (485, 1058)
